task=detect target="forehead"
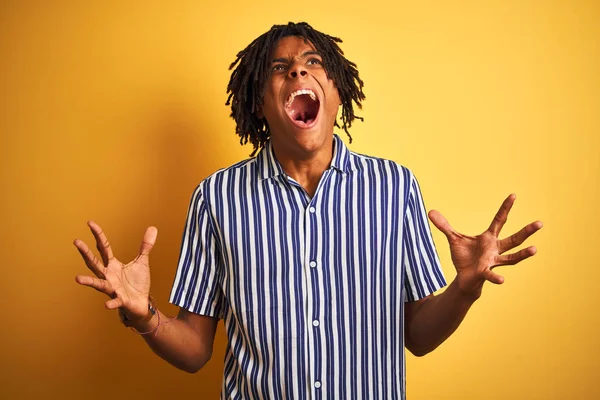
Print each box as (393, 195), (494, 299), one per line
(271, 36), (317, 59)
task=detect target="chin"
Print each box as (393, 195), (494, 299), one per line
(292, 127), (332, 153)
(269, 124), (329, 157)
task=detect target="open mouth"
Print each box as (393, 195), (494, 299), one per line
(285, 89), (320, 128)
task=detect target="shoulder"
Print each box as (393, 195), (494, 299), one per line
(347, 150), (415, 181)
(197, 157), (257, 191)
(184, 157), (258, 206)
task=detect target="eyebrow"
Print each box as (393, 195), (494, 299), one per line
(272, 51), (321, 64)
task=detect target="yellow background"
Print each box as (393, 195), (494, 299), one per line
(1, 0), (598, 399)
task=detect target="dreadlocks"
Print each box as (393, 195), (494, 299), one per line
(225, 22), (366, 156)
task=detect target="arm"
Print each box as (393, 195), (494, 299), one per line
(74, 221), (218, 373)
(404, 281), (476, 357)
(130, 308), (218, 373)
(404, 194), (542, 356)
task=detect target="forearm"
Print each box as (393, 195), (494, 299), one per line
(405, 279), (479, 356)
(129, 310), (214, 373)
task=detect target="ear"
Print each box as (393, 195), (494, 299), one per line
(256, 107), (264, 119)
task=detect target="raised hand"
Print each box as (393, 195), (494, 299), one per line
(74, 221), (158, 321)
(428, 194), (542, 298)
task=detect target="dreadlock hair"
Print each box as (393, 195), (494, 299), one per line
(226, 22), (366, 156)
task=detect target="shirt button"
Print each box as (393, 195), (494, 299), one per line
(313, 320), (320, 327)
(309, 207), (316, 213)
(314, 381), (321, 389)
(309, 261), (317, 268)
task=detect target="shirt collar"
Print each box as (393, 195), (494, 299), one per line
(256, 134), (352, 181)
(330, 134), (352, 173)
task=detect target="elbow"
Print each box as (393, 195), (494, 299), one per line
(178, 351), (213, 374)
(181, 364), (202, 374)
(405, 339), (434, 357)
(407, 346), (431, 357)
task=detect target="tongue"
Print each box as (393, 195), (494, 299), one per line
(290, 94), (319, 123)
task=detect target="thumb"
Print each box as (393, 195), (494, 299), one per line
(428, 210), (455, 239)
(139, 226), (158, 256)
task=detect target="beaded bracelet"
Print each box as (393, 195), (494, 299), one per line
(119, 296), (173, 335)
(119, 296), (156, 327)
(133, 310), (161, 335)
(133, 311), (175, 335)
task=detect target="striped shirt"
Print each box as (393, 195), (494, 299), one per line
(170, 134), (446, 400)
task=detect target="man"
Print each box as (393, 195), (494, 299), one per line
(74, 22), (542, 399)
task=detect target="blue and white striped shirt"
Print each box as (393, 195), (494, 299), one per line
(170, 134), (446, 399)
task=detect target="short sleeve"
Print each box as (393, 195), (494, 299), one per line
(169, 184), (224, 318)
(403, 172), (447, 302)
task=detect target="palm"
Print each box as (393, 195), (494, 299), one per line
(74, 221), (157, 319)
(429, 194), (542, 296)
(105, 255), (151, 316)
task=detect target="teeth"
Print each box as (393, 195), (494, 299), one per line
(285, 89), (317, 108)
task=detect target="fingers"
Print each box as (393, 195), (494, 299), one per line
(428, 210), (456, 240)
(75, 274), (115, 296)
(105, 297), (123, 310)
(496, 246), (537, 266)
(498, 220), (543, 253)
(75, 275), (124, 310)
(73, 239), (106, 278)
(139, 226), (158, 256)
(487, 194), (516, 236)
(483, 269), (505, 285)
(88, 221), (115, 266)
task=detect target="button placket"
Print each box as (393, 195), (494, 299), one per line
(305, 200), (324, 398)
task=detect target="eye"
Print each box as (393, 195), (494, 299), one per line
(307, 58), (322, 66)
(272, 64), (286, 72)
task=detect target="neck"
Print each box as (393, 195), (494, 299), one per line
(271, 135), (334, 197)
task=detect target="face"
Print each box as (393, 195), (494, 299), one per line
(261, 36), (341, 159)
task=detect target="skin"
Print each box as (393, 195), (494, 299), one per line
(74, 35), (543, 373)
(261, 36), (341, 197)
(74, 222), (217, 372)
(405, 195), (543, 355)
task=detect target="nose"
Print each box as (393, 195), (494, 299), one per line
(288, 65), (308, 79)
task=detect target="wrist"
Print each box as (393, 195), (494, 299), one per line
(455, 278), (483, 303)
(119, 296), (156, 328)
(459, 287), (482, 303)
(129, 309), (159, 333)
